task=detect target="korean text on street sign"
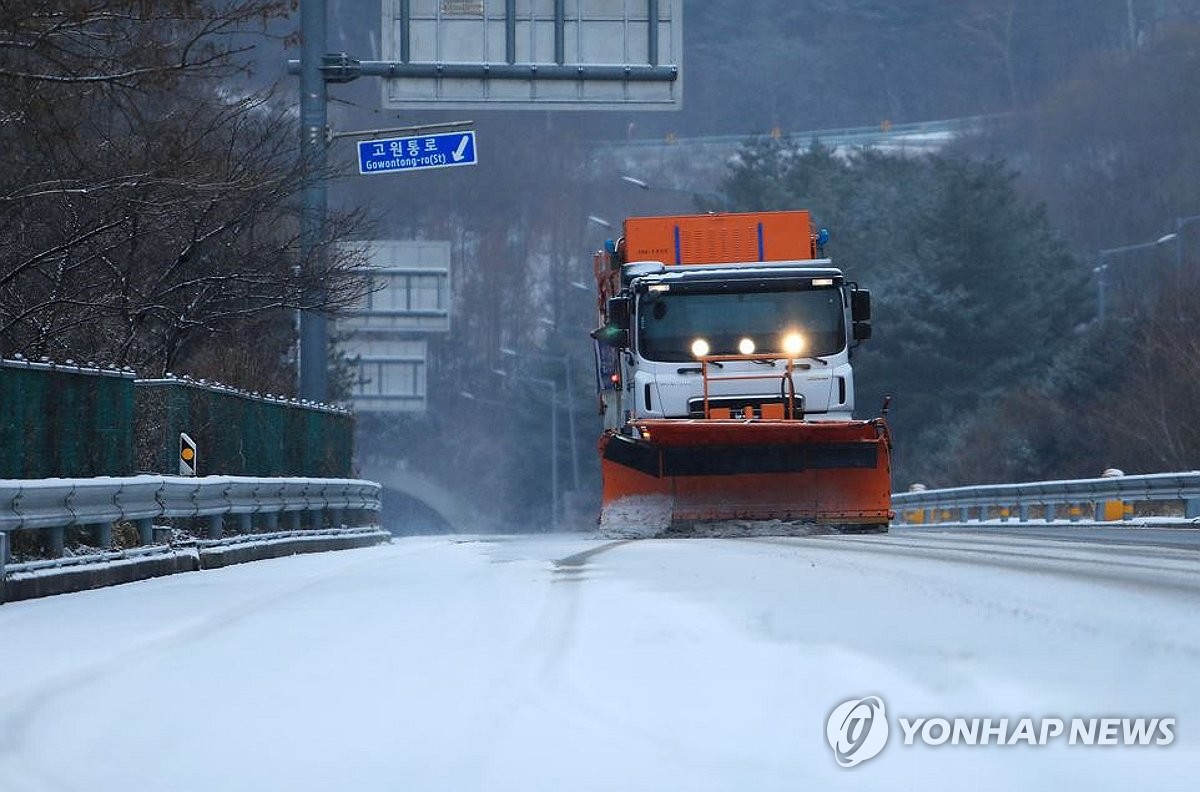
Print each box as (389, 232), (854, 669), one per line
(358, 131), (478, 175)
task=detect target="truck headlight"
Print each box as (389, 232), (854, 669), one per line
(738, 337), (756, 355)
(782, 332), (805, 356)
(691, 338), (711, 358)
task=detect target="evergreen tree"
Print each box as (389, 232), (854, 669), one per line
(719, 141), (1090, 484)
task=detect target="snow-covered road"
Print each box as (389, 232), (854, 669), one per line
(2, 530), (1199, 790)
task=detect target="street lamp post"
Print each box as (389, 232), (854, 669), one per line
(492, 365), (560, 531)
(527, 374), (560, 532)
(500, 348), (580, 494)
(620, 174), (731, 212)
(1094, 262), (1107, 325)
(1093, 233), (1177, 323)
(1176, 214), (1200, 270)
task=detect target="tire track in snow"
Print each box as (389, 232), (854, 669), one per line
(462, 540), (636, 786)
(522, 539), (792, 783)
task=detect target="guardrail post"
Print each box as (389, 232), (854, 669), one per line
(330, 507), (344, 528)
(1044, 504), (1056, 522)
(1186, 497), (1200, 519)
(1018, 504), (1030, 523)
(137, 518), (154, 546)
(95, 522), (112, 550)
(238, 513), (253, 534)
(288, 511), (302, 531)
(959, 506), (970, 523)
(264, 511), (279, 531)
(207, 514), (223, 540)
(309, 508), (324, 530)
(48, 525), (65, 557)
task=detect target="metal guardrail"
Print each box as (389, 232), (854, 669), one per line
(0, 476), (382, 571)
(892, 472), (1200, 525)
(593, 115), (995, 152)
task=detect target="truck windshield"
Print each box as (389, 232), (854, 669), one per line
(637, 287), (845, 362)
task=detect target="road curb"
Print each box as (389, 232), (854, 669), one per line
(2, 529), (391, 603)
(198, 530), (392, 569)
(4, 550), (200, 602)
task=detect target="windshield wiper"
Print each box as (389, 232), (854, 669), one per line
(676, 361), (723, 374)
(755, 355), (829, 367)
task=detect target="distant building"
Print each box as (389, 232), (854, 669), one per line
(338, 240), (451, 413)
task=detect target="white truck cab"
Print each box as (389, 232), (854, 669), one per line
(599, 259), (872, 431)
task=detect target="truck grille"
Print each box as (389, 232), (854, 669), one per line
(687, 395), (805, 419)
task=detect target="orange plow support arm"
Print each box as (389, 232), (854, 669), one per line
(599, 419), (892, 527)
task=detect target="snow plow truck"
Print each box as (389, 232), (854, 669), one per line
(590, 210), (892, 537)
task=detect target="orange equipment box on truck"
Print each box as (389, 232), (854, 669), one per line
(623, 210), (816, 265)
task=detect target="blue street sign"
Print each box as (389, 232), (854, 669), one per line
(357, 130), (478, 175)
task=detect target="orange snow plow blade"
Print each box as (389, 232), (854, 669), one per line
(599, 419), (892, 536)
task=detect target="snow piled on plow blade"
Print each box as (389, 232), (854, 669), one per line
(598, 495), (884, 539)
(598, 495), (674, 538)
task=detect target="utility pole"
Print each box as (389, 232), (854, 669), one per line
(299, 0), (329, 401)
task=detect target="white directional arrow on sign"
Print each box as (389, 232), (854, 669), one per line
(451, 135), (470, 162)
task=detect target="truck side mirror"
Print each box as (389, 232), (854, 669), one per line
(853, 321), (873, 342)
(590, 325), (629, 348)
(607, 296), (631, 330)
(851, 288), (871, 322)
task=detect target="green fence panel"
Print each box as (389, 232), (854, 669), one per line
(134, 379), (353, 477)
(0, 360), (136, 478)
